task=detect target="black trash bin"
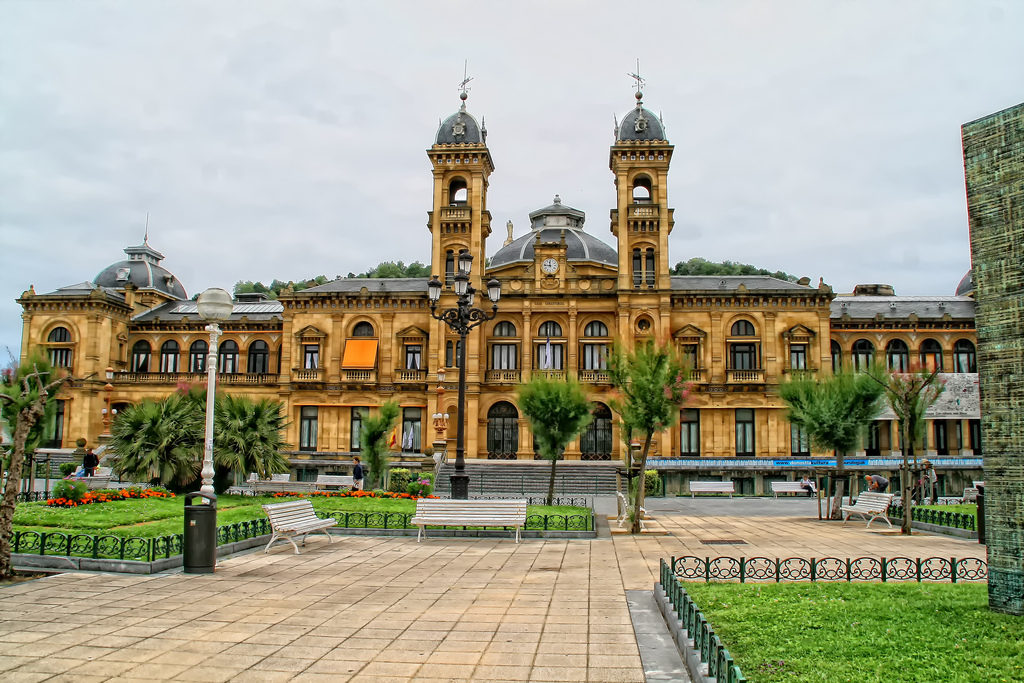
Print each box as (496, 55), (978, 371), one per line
(184, 491), (217, 573)
(976, 484), (985, 545)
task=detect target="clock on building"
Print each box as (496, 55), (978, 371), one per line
(541, 258), (559, 274)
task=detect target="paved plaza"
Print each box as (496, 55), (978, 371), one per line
(0, 498), (985, 682)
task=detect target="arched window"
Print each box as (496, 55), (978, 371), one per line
(449, 178), (467, 205)
(581, 403), (613, 460)
(494, 321), (517, 337)
(130, 341), (151, 373)
(852, 339), (874, 371)
(538, 321), (562, 337)
(632, 176), (652, 203)
(729, 320), (758, 371)
(886, 339), (909, 372)
(831, 340), (842, 372)
(582, 320), (609, 371)
(920, 339), (943, 372)
(486, 402), (519, 459)
(160, 340), (180, 373)
(536, 321), (564, 370)
(189, 340), (207, 373)
(218, 340), (239, 374)
(352, 322), (375, 337)
(47, 326), (73, 368)
(248, 340), (269, 374)
(731, 320), (755, 336)
(954, 340), (976, 373)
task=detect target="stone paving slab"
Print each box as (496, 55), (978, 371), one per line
(1, 498), (987, 681)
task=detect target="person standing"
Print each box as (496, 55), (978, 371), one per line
(352, 456), (364, 491)
(921, 460), (938, 504)
(82, 448), (99, 477)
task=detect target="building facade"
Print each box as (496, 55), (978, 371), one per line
(15, 89), (981, 492)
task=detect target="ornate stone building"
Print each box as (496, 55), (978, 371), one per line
(15, 88), (981, 493)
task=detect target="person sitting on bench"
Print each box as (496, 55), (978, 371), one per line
(865, 474), (889, 493)
(800, 476), (815, 497)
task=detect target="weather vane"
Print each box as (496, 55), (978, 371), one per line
(458, 60), (473, 97)
(627, 59), (645, 94)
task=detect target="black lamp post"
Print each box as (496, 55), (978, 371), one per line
(427, 250), (501, 499)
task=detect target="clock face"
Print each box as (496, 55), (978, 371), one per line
(541, 258), (559, 274)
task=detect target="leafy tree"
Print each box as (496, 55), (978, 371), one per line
(608, 341), (690, 533)
(517, 376), (593, 505)
(866, 363), (945, 534)
(110, 394), (203, 491)
(359, 402), (400, 489)
(356, 261), (431, 278)
(670, 257), (800, 282)
(0, 355), (70, 578)
(213, 394), (291, 490)
(233, 275), (330, 299)
(779, 370), (885, 519)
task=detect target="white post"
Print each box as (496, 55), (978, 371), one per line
(201, 322), (221, 497)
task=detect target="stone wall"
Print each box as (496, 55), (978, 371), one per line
(963, 101), (1024, 615)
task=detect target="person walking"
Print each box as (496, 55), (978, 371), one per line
(352, 456), (364, 491)
(82, 448), (99, 477)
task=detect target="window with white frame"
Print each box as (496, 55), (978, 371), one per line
(680, 409), (700, 456)
(160, 340), (180, 372)
(189, 340), (207, 373)
(299, 407), (318, 451)
(131, 341), (151, 373)
(735, 409), (755, 456)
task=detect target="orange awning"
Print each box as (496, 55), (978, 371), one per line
(341, 339), (379, 369)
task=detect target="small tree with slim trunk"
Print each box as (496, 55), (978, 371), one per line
(779, 370), (885, 520)
(866, 363), (945, 534)
(0, 358), (69, 579)
(359, 401), (400, 490)
(517, 376), (593, 506)
(607, 340), (690, 534)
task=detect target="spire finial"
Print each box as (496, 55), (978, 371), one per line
(458, 60), (472, 111)
(627, 59), (645, 105)
(144, 212), (150, 244)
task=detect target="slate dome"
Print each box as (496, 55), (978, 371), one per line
(616, 92), (666, 142)
(435, 93), (486, 145)
(490, 196), (617, 269)
(955, 269), (974, 297)
(94, 241), (187, 299)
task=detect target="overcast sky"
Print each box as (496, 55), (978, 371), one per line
(2, 1), (1023, 359)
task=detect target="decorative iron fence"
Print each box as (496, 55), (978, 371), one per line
(887, 503), (976, 531)
(670, 555), (987, 583)
(660, 559), (746, 683)
(321, 510), (593, 531)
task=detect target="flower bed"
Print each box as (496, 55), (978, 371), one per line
(269, 490), (438, 501)
(47, 487), (175, 508)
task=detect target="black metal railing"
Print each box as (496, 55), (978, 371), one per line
(660, 559), (746, 683)
(887, 503), (976, 531)
(670, 555), (987, 583)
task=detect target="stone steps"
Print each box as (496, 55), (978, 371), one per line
(433, 460), (619, 497)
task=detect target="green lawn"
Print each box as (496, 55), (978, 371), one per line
(13, 495), (592, 538)
(683, 582), (1023, 683)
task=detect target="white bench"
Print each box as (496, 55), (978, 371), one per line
(615, 491), (647, 530)
(316, 474), (354, 490)
(771, 481), (816, 498)
(962, 487), (978, 503)
(249, 473), (317, 494)
(840, 492), (895, 529)
(689, 481), (735, 498)
(261, 499), (337, 554)
(410, 498), (528, 543)
(84, 467), (113, 490)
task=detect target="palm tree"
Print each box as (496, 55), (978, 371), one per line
(110, 393), (203, 490)
(214, 394), (291, 490)
(360, 402), (400, 489)
(608, 341), (691, 533)
(779, 370), (885, 519)
(517, 376), (593, 505)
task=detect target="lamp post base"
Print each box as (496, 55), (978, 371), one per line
(450, 473), (469, 500)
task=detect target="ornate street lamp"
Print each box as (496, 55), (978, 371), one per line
(427, 250), (500, 499)
(196, 287), (233, 496)
(100, 367), (115, 438)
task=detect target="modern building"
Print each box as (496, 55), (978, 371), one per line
(15, 88), (982, 494)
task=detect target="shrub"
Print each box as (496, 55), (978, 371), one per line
(644, 469), (662, 496)
(388, 468), (412, 493)
(407, 472), (435, 497)
(52, 480), (87, 502)
(35, 462), (50, 478)
(59, 462), (77, 477)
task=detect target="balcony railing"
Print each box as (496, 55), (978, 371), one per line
(485, 369), (522, 384)
(440, 206), (471, 221)
(630, 203), (659, 218)
(727, 369), (764, 383)
(395, 369), (425, 382)
(344, 369), (376, 382)
(292, 368), (323, 382)
(533, 369), (566, 381)
(579, 369), (611, 383)
(113, 371), (277, 386)
(688, 368), (704, 382)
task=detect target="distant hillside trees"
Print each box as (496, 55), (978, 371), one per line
(233, 261), (431, 298)
(671, 257), (800, 282)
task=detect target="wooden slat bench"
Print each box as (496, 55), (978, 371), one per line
(771, 481), (815, 498)
(410, 498), (528, 543)
(840, 492), (895, 529)
(249, 473), (317, 494)
(962, 487), (979, 503)
(615, 491), (646, 530)
(689, 481), (735, 498)
(84, 467), (113, 490)
(261, 499), (337, 554)
(316, 474), (354, 491)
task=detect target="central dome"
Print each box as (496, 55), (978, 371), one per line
(490, 196), (617, 269)
(94, 240), (187, 299)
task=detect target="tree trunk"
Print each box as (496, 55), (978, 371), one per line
(902, 419), (914, 535)
(0, 402), (47, 579)
(546, 450), (559, 507)
(630, 433), (653, 534)
(829, 450), (846, 520)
